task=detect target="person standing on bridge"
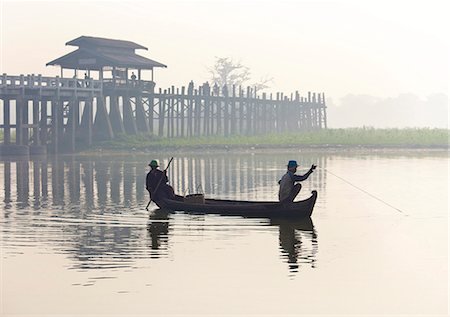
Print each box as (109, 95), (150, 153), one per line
(84, 73), (91, 87)
(130, 72), (137, 86)
(278, 160), (316, 204)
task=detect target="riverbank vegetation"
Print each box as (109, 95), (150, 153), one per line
(1, 128), (448, 150)
(92, 128), (449, 150)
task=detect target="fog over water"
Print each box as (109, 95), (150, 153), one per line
(328, 92), (449, 128)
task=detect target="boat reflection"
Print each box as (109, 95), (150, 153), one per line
(148, 208), (318, 273)
(274, 218), (318, 273)
(147, 209), (170, 255)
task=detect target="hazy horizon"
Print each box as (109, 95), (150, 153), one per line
(0, 0), (449, 128)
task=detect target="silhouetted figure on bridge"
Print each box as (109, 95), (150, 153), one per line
(84, 73), (91, 87)
(131, 72), (137, 86)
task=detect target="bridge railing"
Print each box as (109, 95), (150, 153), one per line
(102, 78), (155, 92)
(1, 74), (102, 93)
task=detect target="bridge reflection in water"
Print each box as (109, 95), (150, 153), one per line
(1, 154), (326, 274)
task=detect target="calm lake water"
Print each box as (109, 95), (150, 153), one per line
(1, 149), (448, 316)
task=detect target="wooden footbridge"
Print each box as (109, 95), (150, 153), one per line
(0, 36), (327, 156)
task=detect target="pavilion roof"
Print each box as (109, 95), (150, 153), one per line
(46, 36), (167, 70)
(66, 36), (148, 50)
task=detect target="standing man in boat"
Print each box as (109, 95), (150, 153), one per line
(279, 160), (316, 203)
(146, 160), (178, 203)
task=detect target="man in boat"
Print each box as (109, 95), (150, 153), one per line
(146, 160), (180, 203)
(278, 160), (316, 203)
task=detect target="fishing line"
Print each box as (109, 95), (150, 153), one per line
(321, 167), (408, 216)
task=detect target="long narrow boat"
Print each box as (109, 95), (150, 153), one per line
(157, 190), (317, 219)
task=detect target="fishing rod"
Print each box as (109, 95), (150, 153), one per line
(320, 167), (408, 216)
(146, 157), (174, 210)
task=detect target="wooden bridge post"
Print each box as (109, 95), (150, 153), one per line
(312, 93), (318, 130)
(282, 93), (288, 132)
(50, 98), (60, 153)
(246, 87), (252, 135)
(70, 98), (78, 152)
(56, 97), (64, 153)
(147, 94), (154, 134)
(317, 93), (322, 129)
(203, 85), (210, 136)
(158, 89), (166, 137)
(109, 94), (125, 134)
(21, 98), (29, 145)
(187, 88), (193, 137)
(134, 94), (149, 133)
(15, 97), (23, 145)
(286, 95), (294, 131)
(261, 93), (267, 134)
(238, 87), (244, 134)
(169, 86), (175, 138)
(255, 89), (260, 134)
(122, 93), (138, 135)
(32, 99), (40, 146)
(40, 100), (48, 146)
(208, 86), (214, 135)
(275, 93), (281, 133)
(167, 89), (171, 138)
(267, 94), (272, 133)
(63, 97), (77, 153)
(194, 89), (201, 136)
(294, 91), (300, 130)
(281, 93), (288, 133)
(302, 95), (307, 130)
(176, 87), (181, 137)
(322, 93), (327, 129)
(253, 90), (259, 134)
(93, 96), (114, 140)
(80, 98), (93, 146)
(307, 92), (312, 131)
(3, 98), (11, 144)
(222, 86), (229, 136)
(230, 85), (236, 135)
(180, 87), (186, 137)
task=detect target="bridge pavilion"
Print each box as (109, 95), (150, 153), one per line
(47, 35), (167, 89)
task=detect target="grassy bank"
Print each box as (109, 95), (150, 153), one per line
(93, 128), (449, 151)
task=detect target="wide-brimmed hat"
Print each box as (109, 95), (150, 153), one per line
(149, 160), (159, 167)
(287, 160), (299, 168)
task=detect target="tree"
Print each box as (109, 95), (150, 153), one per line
(208, 57), (273, 94)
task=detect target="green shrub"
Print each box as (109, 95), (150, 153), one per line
(92, 128), (449, 150)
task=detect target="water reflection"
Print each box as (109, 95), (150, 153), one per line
(2, 155), (327, 208)
(147, 209), (170, 256)
(275, 218), (318, 273)
(147, 208), (319, 274)
(1, 154), (327, 274)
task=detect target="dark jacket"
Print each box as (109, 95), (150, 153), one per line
(146, 169), (168, 193)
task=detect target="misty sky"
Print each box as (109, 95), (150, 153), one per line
(1, 0), (449, 127)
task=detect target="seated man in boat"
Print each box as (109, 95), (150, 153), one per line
(146, 160), (180, 203)
(278, 160), (316, 204)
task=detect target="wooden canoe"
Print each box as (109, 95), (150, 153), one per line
(156, 190), (318, 219)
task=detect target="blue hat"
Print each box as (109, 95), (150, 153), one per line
(287, 160), (299, 168)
